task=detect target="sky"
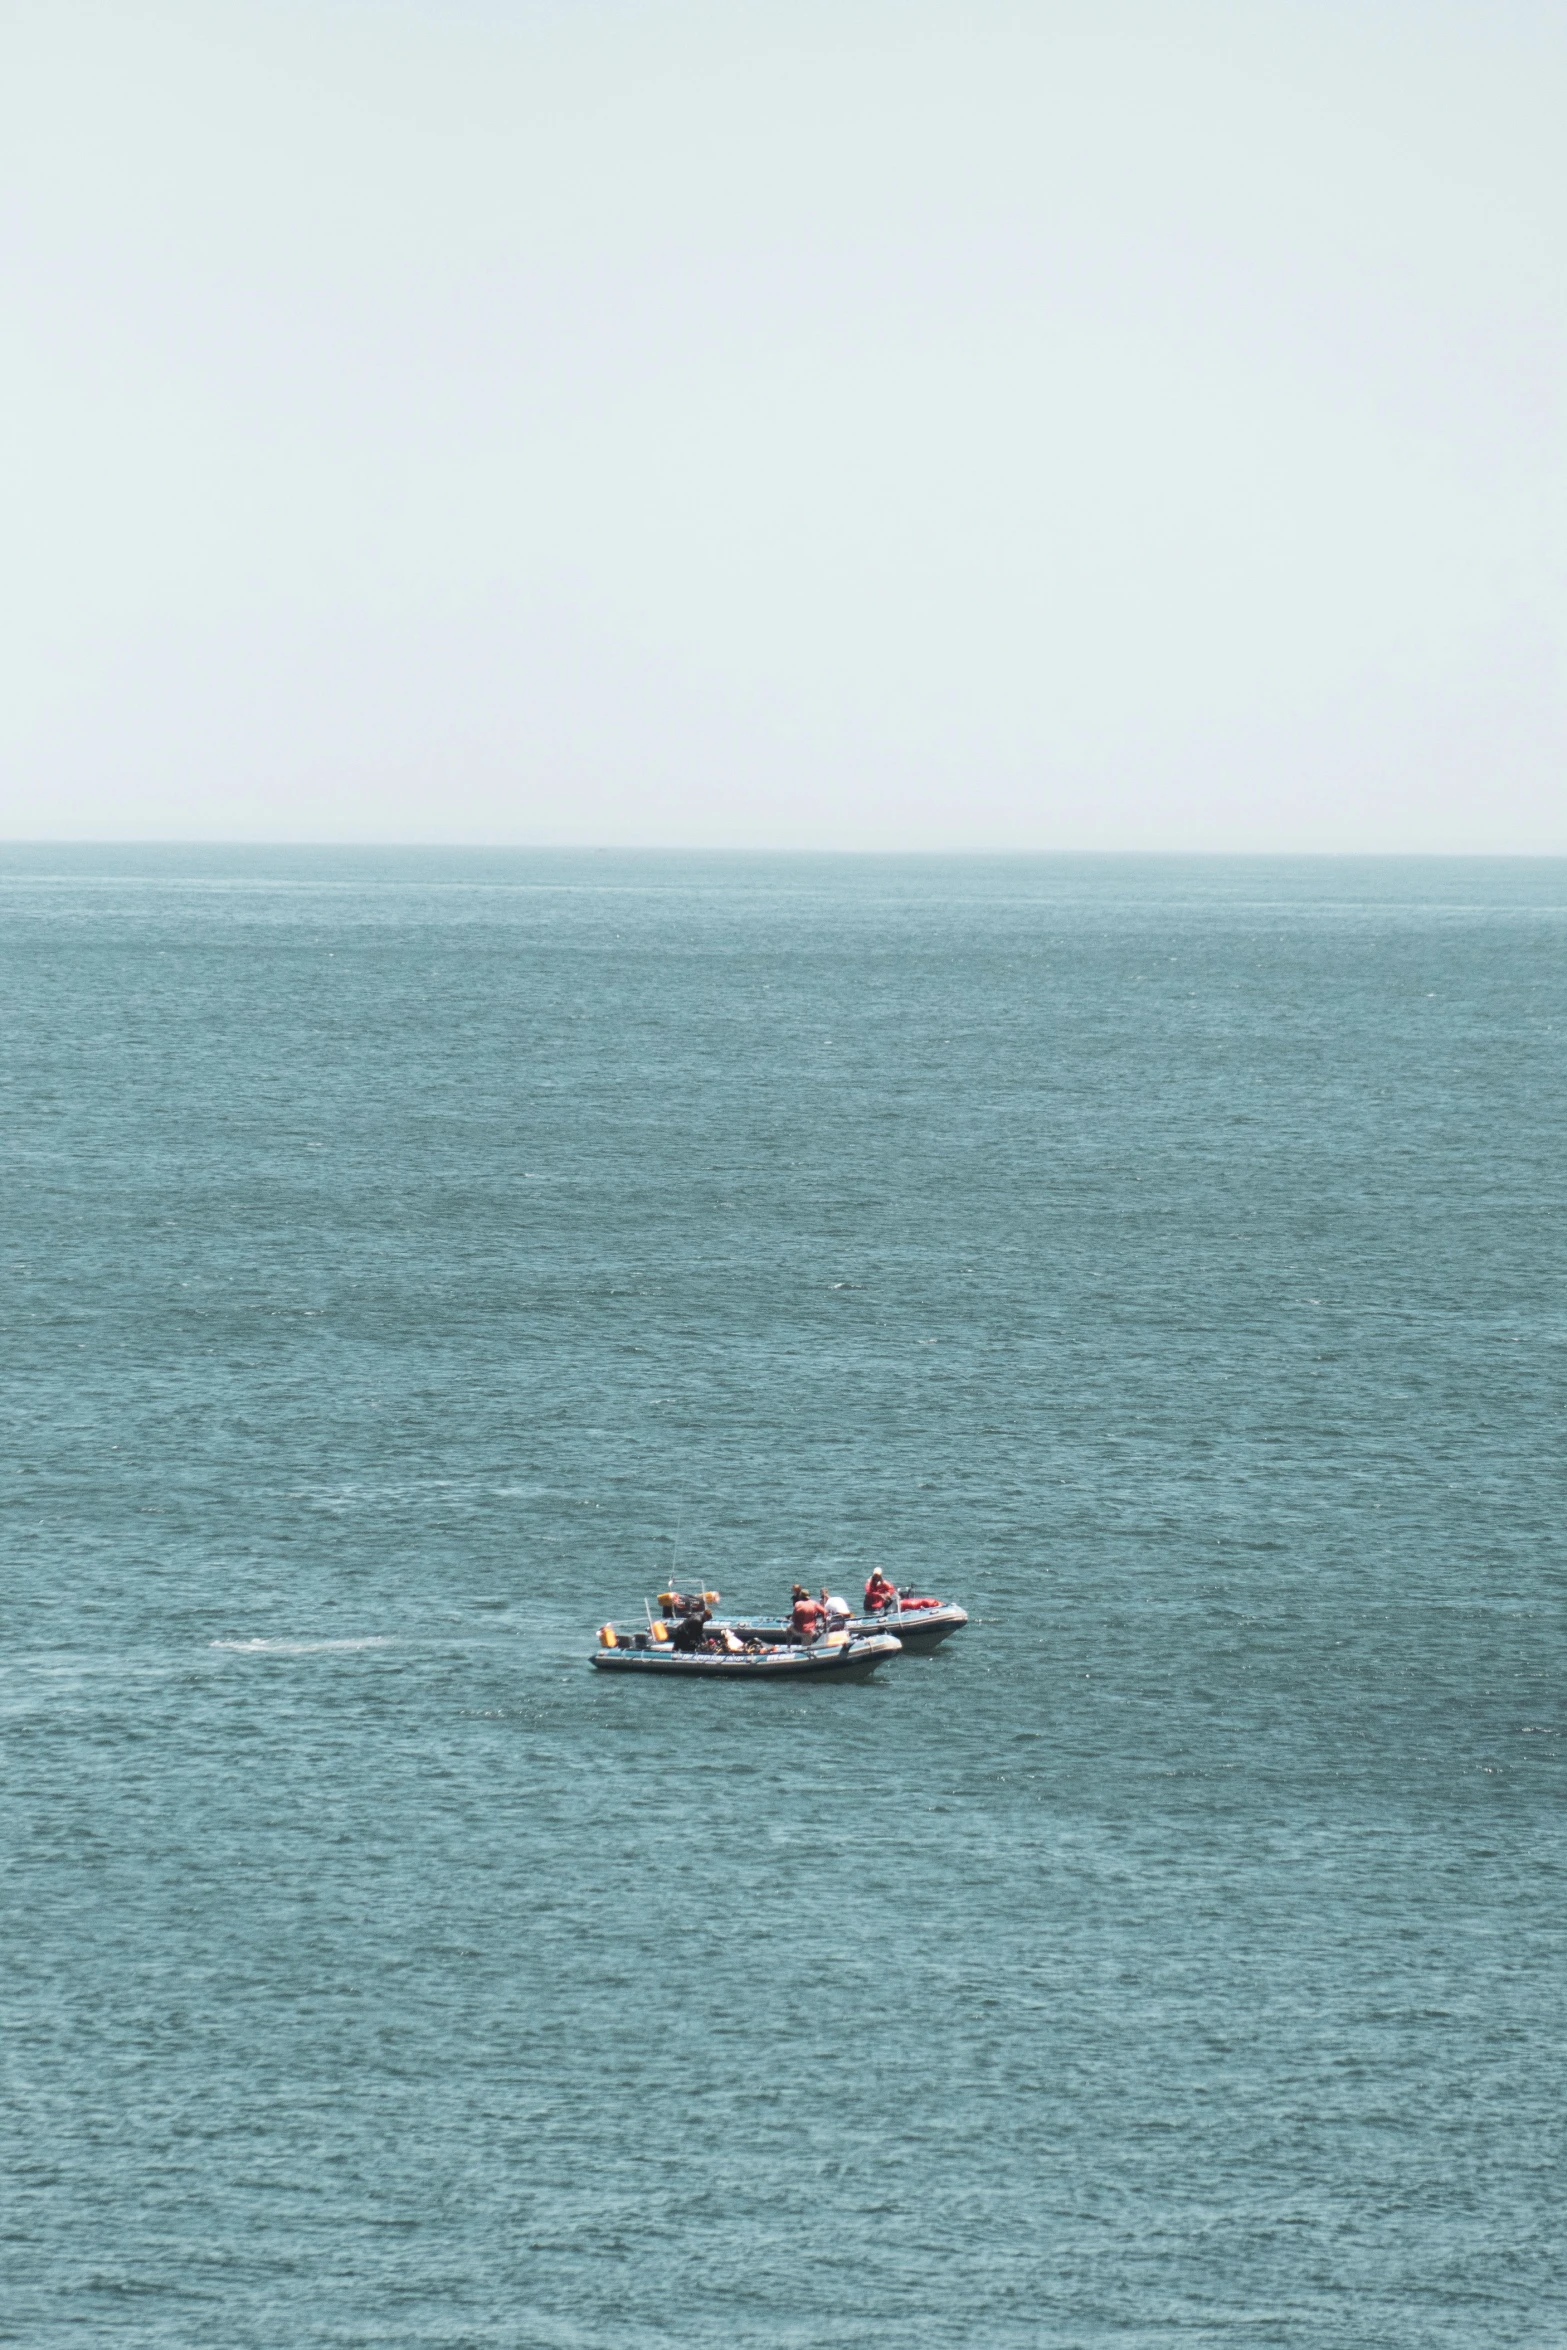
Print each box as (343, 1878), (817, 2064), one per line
(2, 0), (1564, 850)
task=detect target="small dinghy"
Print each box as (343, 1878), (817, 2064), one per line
(730, 1598), (969, 1654)
(592, 1626), (902, 1681)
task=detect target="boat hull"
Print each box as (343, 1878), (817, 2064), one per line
(730, 1604), (968, 1654)
(592, 1635), (901, 1682)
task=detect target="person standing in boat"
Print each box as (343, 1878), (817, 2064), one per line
(864, 1569), (898, 1615)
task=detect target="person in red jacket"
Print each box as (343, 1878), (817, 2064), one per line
(790, 1590), (826, 1643)
(864, 1569), (898, 1615)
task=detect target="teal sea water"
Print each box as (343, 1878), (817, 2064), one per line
(2, 848), (1563, 2349)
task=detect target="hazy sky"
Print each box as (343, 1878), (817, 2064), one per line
(3, 0), (1564, 849)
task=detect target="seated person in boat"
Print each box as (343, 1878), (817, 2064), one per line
(863, 1569), (898, 1615)
(789, 1589), (826, 1643)
(669, 1604), (712, 1652)
(820, 1588), (853, 1631)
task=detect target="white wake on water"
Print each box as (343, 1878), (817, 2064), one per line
(209, 1637), (395, 1655)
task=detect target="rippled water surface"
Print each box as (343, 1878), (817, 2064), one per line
(3, 849), (1563, 2348)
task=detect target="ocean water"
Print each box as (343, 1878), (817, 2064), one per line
(2, 848), (1563, 2349)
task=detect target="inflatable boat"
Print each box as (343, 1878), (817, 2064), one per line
(591, 1630), (902, 1681)
(729, 1599), (969, 1654)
